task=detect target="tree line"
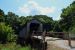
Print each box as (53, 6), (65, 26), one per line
(0, 1), (75, 43)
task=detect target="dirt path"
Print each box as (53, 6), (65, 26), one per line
(45, 37), (75, 50)
(32, 36), (75, 50)
(47, 41), (68, 50)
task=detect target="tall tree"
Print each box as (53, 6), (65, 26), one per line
(5, 12), (20, 34)
(0, 9), (5, 22)
(59, 1), (75, 31)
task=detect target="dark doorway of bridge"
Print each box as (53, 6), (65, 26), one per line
(30, 23), (40, 33)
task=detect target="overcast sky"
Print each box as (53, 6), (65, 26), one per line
(0, 0), (74, 20)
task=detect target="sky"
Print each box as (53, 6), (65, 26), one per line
(0, 0), (74, 20)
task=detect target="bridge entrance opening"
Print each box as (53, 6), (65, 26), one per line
(30, 23), (40, 33)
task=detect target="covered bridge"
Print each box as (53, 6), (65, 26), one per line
(19, 19), (43, 38)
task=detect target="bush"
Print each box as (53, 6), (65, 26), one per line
(0, 22), (15, 43)
(69, 26), (75, 33)
(69, 26), (75, 39)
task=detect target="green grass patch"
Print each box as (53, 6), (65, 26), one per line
(0, 42), (32, 50)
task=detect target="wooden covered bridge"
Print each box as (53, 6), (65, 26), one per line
(18, 19), (74, 50)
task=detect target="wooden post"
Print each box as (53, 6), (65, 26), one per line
(42, 30), (46, 50)
(68, 32), (72, 47)
(31, 31), (35, 50)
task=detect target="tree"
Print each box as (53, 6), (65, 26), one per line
(5, 12), (20, 34)
(53, 21), (62, 32)
(19, 16), (27, 26)
(59, 1), (75, 31)
(0, 9), (5, 22)
(33, 15), (53, 24)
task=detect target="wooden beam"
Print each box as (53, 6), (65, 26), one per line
(68, 32), (72, 47)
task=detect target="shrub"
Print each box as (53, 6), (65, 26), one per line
(69, 26), (75, 33)
(0, 22), (15, 43)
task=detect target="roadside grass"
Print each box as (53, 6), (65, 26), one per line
(0, 42), (32, 50)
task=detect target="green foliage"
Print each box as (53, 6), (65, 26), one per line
(0, 9), (5, 22)
(60, 1), (75, 31)
(53, 21), (62, 32)
(5, 12), (19, 25)
(0, 42), (32, 50)
(19, 16), (27, 26)
(0, 22), (15, 43)
(33, 15), (53, 24)
(5, 12), (20, 34)
(69, 25), (75, 34)
(0, 9), (4, 17)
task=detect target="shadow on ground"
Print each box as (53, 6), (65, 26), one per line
(17, 37), (47, 50)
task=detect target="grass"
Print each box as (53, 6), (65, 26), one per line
(0, 42), (32, 50)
